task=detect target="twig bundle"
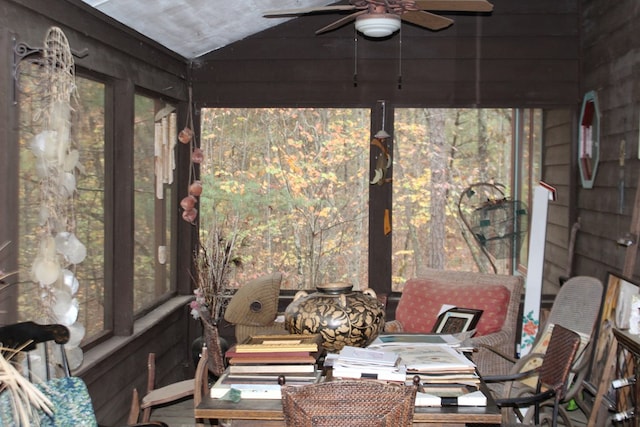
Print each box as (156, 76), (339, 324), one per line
(0, 347), (53, 426)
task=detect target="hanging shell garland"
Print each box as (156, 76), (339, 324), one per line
(25, 27), (86, 369)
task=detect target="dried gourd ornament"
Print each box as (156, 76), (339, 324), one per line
(178, 127), (193, 144)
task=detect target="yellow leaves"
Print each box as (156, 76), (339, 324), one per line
(316, 206), (334, 219)
(219, 180), (246, 195)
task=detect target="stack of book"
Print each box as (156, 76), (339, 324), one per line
(210, 333), (324, 399)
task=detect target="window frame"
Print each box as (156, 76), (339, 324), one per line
(13, 72), (185, 348)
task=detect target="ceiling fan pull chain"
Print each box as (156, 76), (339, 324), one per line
(353, 27), (358, 87)
(398, 25), (402, 90)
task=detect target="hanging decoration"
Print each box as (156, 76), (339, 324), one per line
(369, 130), (392, 185)
(180, 88), (202, 225)
(457, 182), (528, 274)
(25, 27), (86, 369)
(369, 101), (392, 186)
(154, 105), (177, 199)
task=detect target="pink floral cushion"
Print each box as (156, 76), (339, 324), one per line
(395, 278), (511, 336)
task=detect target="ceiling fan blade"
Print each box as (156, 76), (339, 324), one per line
(402, 11), (454, 31)
(263, 5), (356, 18)
(414, 0), (494, 12)
(316, 10), (368, 34)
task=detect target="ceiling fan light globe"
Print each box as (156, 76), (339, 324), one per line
(355, 14), (401, 38)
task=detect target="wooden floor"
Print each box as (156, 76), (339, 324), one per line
(148, 397), (200, 427)
(148, 397), (588, 427)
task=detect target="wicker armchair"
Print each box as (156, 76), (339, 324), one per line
(281, 380), (418, 426)
(385, 268), (524, 377)
(484, 324), (581, 426)
(480, 275), (603, 426)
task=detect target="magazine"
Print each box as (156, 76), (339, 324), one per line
(372, 344), (476, 373)
(369, 333), (461, 347)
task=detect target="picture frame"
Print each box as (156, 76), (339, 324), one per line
(432, 308), (483, 334)
(589, 273), (640, 393)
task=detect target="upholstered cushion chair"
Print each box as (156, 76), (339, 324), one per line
(385, 268), (524, 376)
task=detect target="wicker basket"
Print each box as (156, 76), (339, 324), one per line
(281, 380), (417, 426)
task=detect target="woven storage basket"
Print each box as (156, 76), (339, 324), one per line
(281, 380), (417, 426)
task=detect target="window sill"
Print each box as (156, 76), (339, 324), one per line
(74, 295), (192, 376)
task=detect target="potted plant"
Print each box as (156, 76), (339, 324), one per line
(189, 214), (243, 377)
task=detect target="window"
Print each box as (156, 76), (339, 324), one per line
(18, 74), (177, 341)
(392, 108), (541, 289)
(201, 107), (541, 293)
(514, 109), (543, 271)
(133, 95), (175, 311)
(200, 108), (370, 290)
(18, 71), (106, 339)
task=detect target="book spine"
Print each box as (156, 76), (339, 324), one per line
(229, 364), (316, 374)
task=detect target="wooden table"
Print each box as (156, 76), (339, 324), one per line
(195, 383), (502, 426)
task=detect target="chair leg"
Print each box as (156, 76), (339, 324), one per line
(127, 388), (140, 425)
(194, 346), (209, 427)
(142, 406), (152, 423)
(141, 353), (156, 422)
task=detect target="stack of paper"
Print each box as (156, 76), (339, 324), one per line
(415, 386), (487, 407)
(398, 345), (476, 373)
(366, 341), (480, 387)
(332, 346), (407, 382)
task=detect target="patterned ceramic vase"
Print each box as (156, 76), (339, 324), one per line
(284, 282), (385, 352)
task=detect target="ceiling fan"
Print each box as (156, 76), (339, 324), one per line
(264, 0), (494, 38)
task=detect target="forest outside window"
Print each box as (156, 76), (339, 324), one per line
(133, 94), (175, 313)
(392, 108), (541, 290)
(200, 107), (541, 294)
(199, 108), (370, 291)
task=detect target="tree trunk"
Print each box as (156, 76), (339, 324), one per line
(425, 109), (448, 270)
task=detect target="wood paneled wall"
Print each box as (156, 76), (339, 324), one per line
(574, 0), (640, 283)
(193, 0), (579, 108)
(541, 109), (578, 293)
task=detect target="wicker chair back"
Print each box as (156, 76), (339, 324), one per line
(281, 380), (417, 426)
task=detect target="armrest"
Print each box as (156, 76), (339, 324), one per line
(477, 342), (518, 364)
(468, 330), (516, 377)
(468, 329), (510, 349)
(494, 388), (556, 408)
(482, 368), (537, 384)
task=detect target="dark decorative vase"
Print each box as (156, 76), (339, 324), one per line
(284, 282), (385, 352)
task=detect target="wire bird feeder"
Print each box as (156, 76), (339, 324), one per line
(458, 183), (528, 273)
